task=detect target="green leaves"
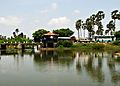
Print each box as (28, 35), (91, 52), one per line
(53, 28), (74, 37)
(32, 29), (49, 39)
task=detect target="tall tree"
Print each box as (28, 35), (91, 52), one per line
(95, 11), (105, 35)
(96, 22), (104, 35)
(86, 18), (95, 40)
(82, 23), (87, 38)
(75, 19), (82, 40)
(15, 28), (19, 36)
(32, 29), (49, 42)
(53, 28), (74, 37)
(111, 10), (120, 31)
(13, 32), (16, 38)
(106, 20), (115, 35)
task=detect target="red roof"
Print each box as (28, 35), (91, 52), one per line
(44, 32), (57, 36)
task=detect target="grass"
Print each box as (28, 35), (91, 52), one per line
(71, 42), (120, 51)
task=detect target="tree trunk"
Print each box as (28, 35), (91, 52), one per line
(78, 29), (80, 41)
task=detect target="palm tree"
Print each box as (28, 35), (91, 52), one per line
(111, 10), (119, 25)
(96, 11), (105, 22)
(13, 32), (16, 38)
(86, 17), (95, 40)
(96, 22), (104, 35)
(15, 28), (19, 36)
(111, 10), (120, 31)
(82, 23), (87, 38)
(105, 30), (109, 35)
(95, 11), (105, 35)
(106, 20), (115, 35)
(75, 19), (82, 40)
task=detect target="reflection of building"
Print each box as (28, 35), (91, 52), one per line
(93, 35), (115, 42)
(42, 32), (58, 48)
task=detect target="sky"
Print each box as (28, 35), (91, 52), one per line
(0, 0), (120, 38)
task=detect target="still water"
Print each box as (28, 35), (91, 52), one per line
(0, 49), (120, 86)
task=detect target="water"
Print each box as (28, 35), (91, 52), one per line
(0, 49), (120, 86)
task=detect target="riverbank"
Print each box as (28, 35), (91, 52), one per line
(56, 42), (120, 51)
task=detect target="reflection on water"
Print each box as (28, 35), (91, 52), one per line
(0, 49), (120, 86)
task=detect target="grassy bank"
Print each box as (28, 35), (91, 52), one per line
(57, 42), (120, 51)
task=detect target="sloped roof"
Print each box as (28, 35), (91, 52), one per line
(44, 32), (58, 36)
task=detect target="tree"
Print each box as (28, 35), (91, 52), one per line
(106, 20), (115, 35)
(53, 28), (74, 37)
(96, 11), (105, 22)
(95, 11), (105, 35)
(82, 23), (87, 38)
(114, 30), (120, 40)
(15, 28), (19, 36)
(86, 18), (95, 40)
(111, 10), (120, 31)
(32, 29), (49, 42)
(13, 32), (16, 38)
(75, 19), (82, 40)
(96, 22), (104, 35)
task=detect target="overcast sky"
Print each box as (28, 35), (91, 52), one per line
(0, 0), (120, 38)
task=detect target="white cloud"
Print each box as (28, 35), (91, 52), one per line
(74, 10), (80, 14)
(0, 16), (22, 26)
(51, 3), (58, 10)
(48, 17), (70, 26)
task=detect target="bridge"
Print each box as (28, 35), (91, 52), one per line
(0, 43), (42, 50)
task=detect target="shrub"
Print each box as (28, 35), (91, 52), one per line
(92, 43), (105, 50)
(112, 40), (120, 45)
(57, 40), (73, 48)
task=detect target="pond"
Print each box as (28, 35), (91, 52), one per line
(0, 49), (120, 86)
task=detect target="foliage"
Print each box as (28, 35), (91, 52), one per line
(106, 20), (115, 35)
(56, 40), (73, 48)
(53, 28), (74, 37)
(32, 29), (49, 42)
(112, 40), (120, 45)
(32, 29), (49, 39)
(114, 31), (120, 40)
(92, 43), (105, 50)
(7, 37), (32, 43)
(72, 43), (105, 50)
(75, 19), (82, 39)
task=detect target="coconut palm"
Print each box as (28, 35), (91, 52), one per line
(111, 10), (120, 32)
(15, 28), (19, 36)
(95, 11), (105, 35)
(106, 20), (115, 35)
(96, 22), (104, 35)
(75, 19), (82, 40)
(82, 23), (87, 38)
(111, 10), (119, 25)
(13, 32), (16, 38)
(96, 11), (105, 22)
(86, 17), (95, 40)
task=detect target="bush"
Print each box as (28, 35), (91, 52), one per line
(57, 40), (73, 48)
(92, 43), (105, 50)
(112, 41), (120, 45)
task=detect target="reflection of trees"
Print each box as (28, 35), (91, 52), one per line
(33, 50), (74, 70)
(75, 51), (105, 83)
(107, 52), (120, 85)
(85, 53), (104, 83)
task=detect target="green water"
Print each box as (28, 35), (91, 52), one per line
(0, 50), (120, 86)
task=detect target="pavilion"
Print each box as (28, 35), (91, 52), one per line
(42, 32), (58, 48)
